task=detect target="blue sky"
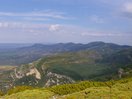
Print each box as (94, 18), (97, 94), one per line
(0, 0), (132, 45)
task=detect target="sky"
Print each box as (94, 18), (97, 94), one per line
(0, 0), (132, 45)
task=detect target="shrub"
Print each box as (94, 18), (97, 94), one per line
(47, 81), (106, 95)
(0, 91), (4, 96)
(7, 86), (34, 95)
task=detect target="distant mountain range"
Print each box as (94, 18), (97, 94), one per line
(0, 43), (32, 50)
(0, 42), (131, 65)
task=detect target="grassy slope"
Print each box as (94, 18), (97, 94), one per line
(1, 89), (54, 99)
(1, 78), (132, 99)
(61, 81), (132, 99)
(0, 65), (16, 71)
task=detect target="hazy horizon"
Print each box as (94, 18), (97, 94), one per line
(0, 41), (131, 46)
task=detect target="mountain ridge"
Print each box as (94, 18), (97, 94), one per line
(0, 41), (131, 65)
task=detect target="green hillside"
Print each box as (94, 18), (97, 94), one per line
(36, 50), (107, 80)
(59, 78), (132, 99)
(1, 89), (54, 99)
(1, 77), (132, 99)
(30, 49), (132, 81)
(7, 48), (132, 89)
(11, 50), (112, 88)
(60, 82), (132, 99)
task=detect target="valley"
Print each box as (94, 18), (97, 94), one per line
(0, 42), (132, 98)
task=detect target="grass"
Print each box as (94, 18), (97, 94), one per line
(59, 81), (132, 99)
(1, 77), (132, 99)
(0, 66), (16, 71)
(0, 89), (54, 99)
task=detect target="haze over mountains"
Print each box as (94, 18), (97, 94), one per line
(0, 42), (131, 65)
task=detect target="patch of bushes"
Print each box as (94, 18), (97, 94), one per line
(47, 81), (107, 95)
(48, 77), (132, 95)
(0, 91), (4, 96)
(7, 86), (34, 95)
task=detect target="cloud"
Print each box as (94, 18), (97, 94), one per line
(0, 21), (129, 37)
(0, 22), (49, 29)
(90, 15), (104, 23)
(0, 21), (131, 44)
(0, 22), (23, 28)
(0, 10), (72, 20)
(81, 32), (126, 37)
(0, 22), (9, 28)
(49, 24), (61, 32)
(124, 2), (132, 13)
(121, 2), (132, 19)
(23, 17), (50, 21)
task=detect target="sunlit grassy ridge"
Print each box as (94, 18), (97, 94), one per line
(1, 77), (132, 99)
(59, 87), (132, 99)
(60, 81), (132, 99)
(1, 89), (54, 99)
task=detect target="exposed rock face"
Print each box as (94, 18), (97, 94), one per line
(118, 68), (124, 78)
(14, 68), (25, 79)
(9, 63), (75, 88)
(26, 68), (41, 79)
(45, 72), (75, 87)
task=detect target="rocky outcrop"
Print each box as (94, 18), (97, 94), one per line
(118, 68), (124, 78)
(45, 72), (75, 87)
(9, 63), (75, 88)
(26, 68), (41, 79)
